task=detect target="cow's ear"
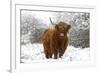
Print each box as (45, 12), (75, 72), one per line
(68, 25), (71, 30)
(55, 25), (59, 29)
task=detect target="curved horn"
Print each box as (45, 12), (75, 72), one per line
(49, 17), (54, 25)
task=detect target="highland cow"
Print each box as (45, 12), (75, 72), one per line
(42, 22), (71, 59)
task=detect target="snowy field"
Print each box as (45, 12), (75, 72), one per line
(21, 43), (90, 63)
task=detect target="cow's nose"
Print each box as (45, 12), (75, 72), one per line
(60, 33), (64, 36)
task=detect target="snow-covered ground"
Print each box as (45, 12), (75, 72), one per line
(21, 43), (90, 63)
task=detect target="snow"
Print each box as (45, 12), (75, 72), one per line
(21, 43), (90, 63)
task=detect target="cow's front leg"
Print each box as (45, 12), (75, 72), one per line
(54, 50), (58, 59)
(59, 48), (63, 58)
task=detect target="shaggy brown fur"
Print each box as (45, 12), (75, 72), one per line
(42, 22), (71, 59)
